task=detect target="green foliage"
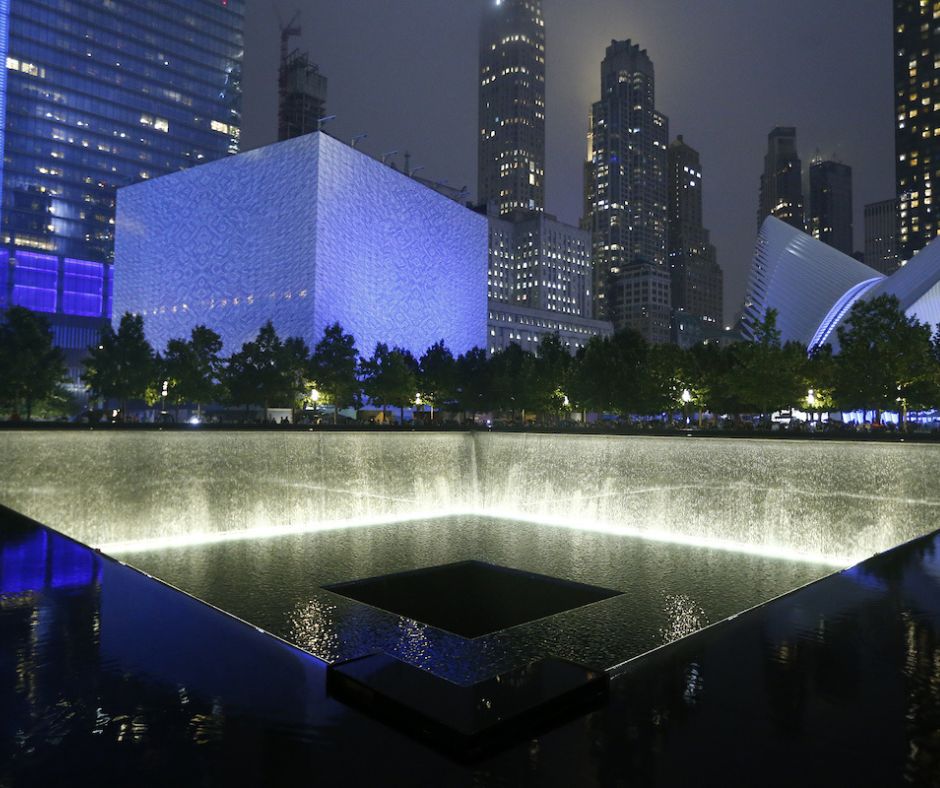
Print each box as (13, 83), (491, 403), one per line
(162, 325), (224, 413)
(83, 312), (156, 418)
(488, 343), (539, 415)
(311, 322), (360, 422)
(834, 295), (938, 422)
(0, 307), (69, 419)
(417, 340), (457, 418)
(531, 334), (573, 419)
(360, 343), (418, 421)
(222, 321), (310, 410)
(453, 347), (491, 416)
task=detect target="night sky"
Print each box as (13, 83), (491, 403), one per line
(241, 0), (895, 323)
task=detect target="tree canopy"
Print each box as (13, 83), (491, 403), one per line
(0, 307), (68, 419)
(83, 312), (156, 418)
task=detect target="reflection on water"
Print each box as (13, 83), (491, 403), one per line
(6, 506), (940, 783)
(125, 515), (832, 683)
(659, 594), (708, 645)
(287, 597), (342, 663)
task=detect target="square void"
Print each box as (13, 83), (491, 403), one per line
(324, 560), (623, 639)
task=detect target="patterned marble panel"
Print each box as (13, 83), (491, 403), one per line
(115, 134), (320, 354)
(314, 134), (488, 356)
(114, 132), (487, 358)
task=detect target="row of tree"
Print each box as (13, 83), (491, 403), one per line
(2, 295), (940, 425)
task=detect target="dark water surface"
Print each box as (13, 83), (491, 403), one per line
(123, 515), (831, 683)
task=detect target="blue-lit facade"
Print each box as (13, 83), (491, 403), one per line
(0, 0), (244, 381)
(0, 0), (8, 207)
(115, 132), (489, 359)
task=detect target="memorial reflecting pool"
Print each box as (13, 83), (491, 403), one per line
(2, 429), (939, 679)
(121, 514), (832, 682)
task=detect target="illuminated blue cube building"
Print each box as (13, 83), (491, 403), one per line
(114, 132), (489, 358)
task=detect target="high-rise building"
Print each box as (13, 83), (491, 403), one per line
(667, 135), (723, 339)
(278, 52), (328, 142)
(758, 127), (804, 231)
(865, 198), (901, 275)
(478, 0), (545, 215)
(0, 0), (244, 380)
(486, 207), (598, 318)
(809, 159), (853, 255)
(585, 39), (669, 342)
(894, 0), (940, 262)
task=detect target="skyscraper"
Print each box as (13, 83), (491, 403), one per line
(667, 136), (723, 334)
(478, 0), (546, 215)
(894, 0), (940, 262)
(809, 159), (853, 255)
(865, 198), (901, 275)
(278, 52), (328, 142)
(0, 0), (244, 378)
(585, 40), (670, 342)
(758, 127), (804, 231)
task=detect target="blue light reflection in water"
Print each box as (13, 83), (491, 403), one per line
(0, 528), (98, 595)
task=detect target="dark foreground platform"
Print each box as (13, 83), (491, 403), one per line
(2, 503), (940, 786)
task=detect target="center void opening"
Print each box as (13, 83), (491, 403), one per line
(324, 560), (624, 639)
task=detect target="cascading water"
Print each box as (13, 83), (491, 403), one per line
(1, 430), (939, 565)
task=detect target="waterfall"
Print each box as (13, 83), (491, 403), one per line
(1, 430), (938, 565)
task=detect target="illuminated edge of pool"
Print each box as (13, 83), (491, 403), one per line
(99, 508), (855, 568)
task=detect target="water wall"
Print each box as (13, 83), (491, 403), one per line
(1, 430), (939, 564)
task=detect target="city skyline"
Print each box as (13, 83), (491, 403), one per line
(240, 0), (894, 324)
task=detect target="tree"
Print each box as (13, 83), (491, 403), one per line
(489, 343), (538, 420)
(83, 312), (156, 419)
(531, 334), (572, 422)
(834, 295), (937, 425)
(0, 307), (68, 420)
(605, 330), (653, 419)
(360, 343), (418, 423)
(310, 323), (360, 423)
(222, 321), (310, 414)
(645, 343), (695, 421)
(417, 340), (456, 421)
(162, 325), (223, 417)
(735, 310), (805, 423)
(802, 344), (837, 421)
(568, 335), (616, 416)
(453, 347), (491, 420)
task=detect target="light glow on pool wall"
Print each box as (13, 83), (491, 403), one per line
(114, 132), (488, 357)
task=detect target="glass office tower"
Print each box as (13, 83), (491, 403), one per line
(0, 0), (244, 379)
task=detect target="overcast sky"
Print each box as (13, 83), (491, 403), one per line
(240, 0), (895, 323)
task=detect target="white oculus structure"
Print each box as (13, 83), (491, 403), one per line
(743, 216), (940, 351)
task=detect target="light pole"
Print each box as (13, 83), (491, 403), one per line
(350, 132), (368, 148)
(681, 388), (692, 425)
(311, 387), (320, 424)
(381, 150), (399, 165)
(160, 380), (169, 423)
(317, 114), (336, 132)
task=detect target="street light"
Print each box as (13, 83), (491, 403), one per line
(350, 132), (368, 148)
(381, 150), (399, 165)
(160, 379), (169, 422)
(681, 388), (692, 426)
(310, 388), (320, 423)
(317, 114), (336, 132)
